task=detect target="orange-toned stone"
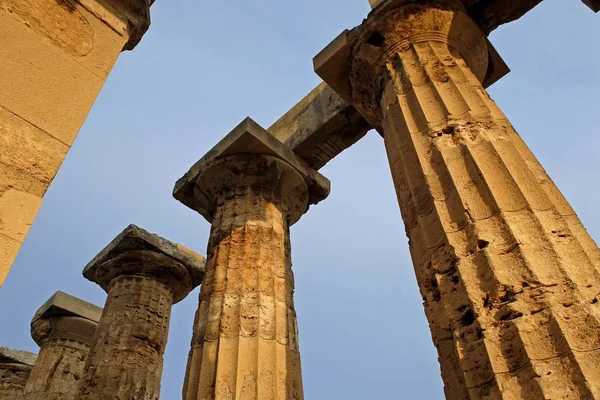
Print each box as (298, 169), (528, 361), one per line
(24, 292), (101, 400)
(175, 119), (330, 400)
(77, 224), (205, 400)
(316, 0), (600, 398)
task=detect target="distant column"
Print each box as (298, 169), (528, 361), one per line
(24, 292), (101, 399)
(315, 0), (600, 398)
(173, 118), (330, 400)
(77, 224), (205, 400)
(0, 347), (37, 399)
(0, 0), (153, 286)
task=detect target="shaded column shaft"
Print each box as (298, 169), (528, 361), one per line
(0, 363), (31, 399)
(25, 317), (94, 399)
(184, 186), (303, 400)
(380, 38), (600, 399)
(78, 274), (173, 399)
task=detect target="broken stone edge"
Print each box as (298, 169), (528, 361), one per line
(83, 224), (205, 287)
(173, 117), (331, 218)
(0, 347), (37, 367)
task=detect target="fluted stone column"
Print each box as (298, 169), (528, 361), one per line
(173, 118), (330, 400)
(316, 1), (600, 399)
(77, 224), (205, 400)
(24, 291), (101, 399)
(0, 347), (37, 399)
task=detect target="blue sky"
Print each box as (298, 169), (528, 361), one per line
(1, 0), (599, 398)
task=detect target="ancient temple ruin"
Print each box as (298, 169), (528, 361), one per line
(1, 0), (599, 399)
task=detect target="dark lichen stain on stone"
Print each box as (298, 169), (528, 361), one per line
(55, 0), (76, 12)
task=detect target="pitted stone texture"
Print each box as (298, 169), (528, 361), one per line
(0, 348), (36, 400)
(25, 292), (101, 400)
(77, 276), (173, 400)
(78, 226), (205, 399)
(174, 117), (330, 226)
(369, 0), (542, 34)
(318, 0), (600, 398)
(0, 348), (37, 367)
(83, 224), (205, 302)
(183, 185), (304, 400)
(178, 125), (326, 399)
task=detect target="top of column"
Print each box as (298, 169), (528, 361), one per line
(173, 117), (331, 225)
(314, 0), (509, 125)
(83, 224), (205, 302)
(370, 0), (543, 34)
(30, 291), (102, 346)
(0, 347), (37, 367)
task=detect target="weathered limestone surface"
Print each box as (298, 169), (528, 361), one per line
(268, 83), (371, 170)
(370, 0), (543, 34)
(316, 0), (600, 398)
(174, 119), (330, 400)
(0, 0), (152, 286)
(0, 347), (37, 400)
(78, 224), (205, 400)
(24, 291), (101, 400)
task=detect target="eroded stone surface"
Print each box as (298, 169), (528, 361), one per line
(317, 0), (600, 398)
(25, 292), (101, 400)
(77, 226), (205, 400)
(83, 224), (205, 299)
(174, 117), (330, 225)
(0, 348), (36, 400)
(176, 123), (329, 400)
(370, 0), (543, 34)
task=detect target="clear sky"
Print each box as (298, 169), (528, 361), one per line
(1, 0), (599, 398)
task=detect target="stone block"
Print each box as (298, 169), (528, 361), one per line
(268, 83), (371, 170)
(0, 105), (69, 197)
(32, 291), (102, 327)
(0, 190), (43, 243)
(173, 118), (331, 220)
(0, 348), (37, 367)
(0, 235), (20, 287)
(83, 224), (206, 290)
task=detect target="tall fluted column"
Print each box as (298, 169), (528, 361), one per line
(24, 291), (101, 399)
(77, 224), (205, 400)
(316, 1), (600, 398)
(173, 118), (330, 400)
(0, 348), (37, 399)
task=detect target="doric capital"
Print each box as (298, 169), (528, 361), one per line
(83, 225), (205, 302)
(314, 0), (508, 126)
(173, 118), (331, 226)
(0, 347), (37, 368)
(30, 291), (101, 347)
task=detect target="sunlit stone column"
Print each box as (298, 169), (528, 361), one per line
(316, 0), (600, 398)
(173, 118), (330, 400)
(77, 224), (205, 400)
(0, 348), (37, 399)
(24, 291), (101, 399)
